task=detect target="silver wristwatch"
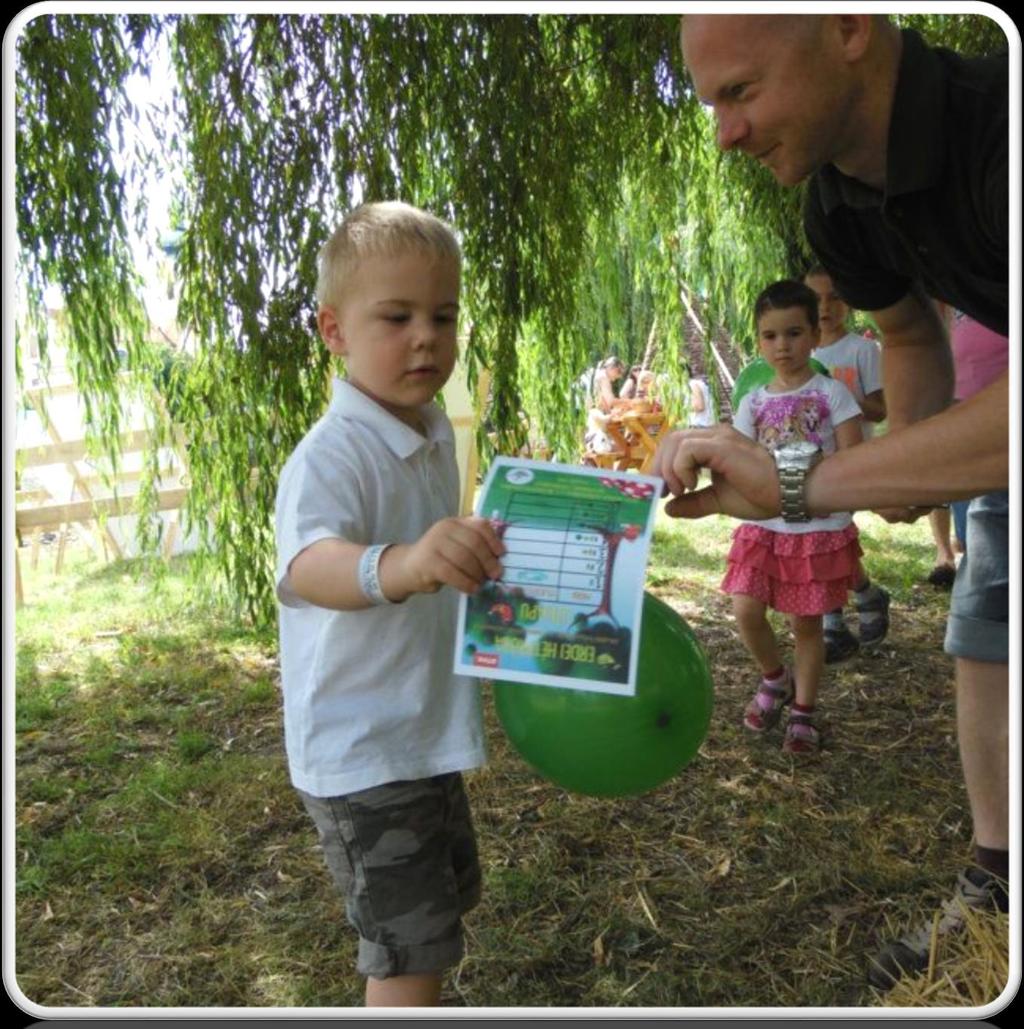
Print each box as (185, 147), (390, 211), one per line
(772, 441), (823, 522)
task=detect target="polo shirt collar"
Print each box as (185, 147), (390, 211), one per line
(815, 29), (945, 213)
(329, 376), (454, 458)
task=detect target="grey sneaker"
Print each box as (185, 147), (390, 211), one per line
(867, 867), (1009, 990)
(856, 586), (891, 647)
(824, 625), (860, 664)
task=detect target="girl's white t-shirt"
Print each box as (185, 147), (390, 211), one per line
(275, 378), (486, 798)
(732, 373), (861, 535)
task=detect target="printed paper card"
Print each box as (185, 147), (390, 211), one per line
(454, 457), (662, 696)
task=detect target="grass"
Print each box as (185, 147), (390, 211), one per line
(11, 512), (1009, 1010)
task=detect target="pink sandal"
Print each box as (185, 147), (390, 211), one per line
(743, 670), (793, 733)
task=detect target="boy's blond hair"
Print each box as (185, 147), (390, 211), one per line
(316, 201), (461, 308)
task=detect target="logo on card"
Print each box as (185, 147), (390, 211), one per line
(473, 653), (500, 668)
(505, 468), (534, 485)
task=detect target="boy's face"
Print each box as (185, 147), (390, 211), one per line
(804, 272), (850, 343)
(757, 305), (819, 372)
(318, 250), (459, 430)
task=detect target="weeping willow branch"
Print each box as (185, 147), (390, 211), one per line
(14, 11), (1007, 625)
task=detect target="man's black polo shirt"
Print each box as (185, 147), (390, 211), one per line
(803, 28), (1008, 336)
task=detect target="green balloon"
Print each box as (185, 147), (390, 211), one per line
(492, 593), (714, 797)
(730, 356), (831, 411)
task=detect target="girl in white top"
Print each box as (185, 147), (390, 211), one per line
(722, 281), (864, 756)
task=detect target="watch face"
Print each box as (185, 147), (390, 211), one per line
(778, 441), (819, 458)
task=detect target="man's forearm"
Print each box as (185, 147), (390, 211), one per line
(806, 372), (1008, 514)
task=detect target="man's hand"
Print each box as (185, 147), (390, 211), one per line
(651, 426), (782, 521)
(382, 516), (506, 598)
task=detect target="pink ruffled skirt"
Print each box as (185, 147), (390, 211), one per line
(721, 522), (864, 616)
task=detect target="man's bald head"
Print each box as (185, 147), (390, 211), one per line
(678, 14), (899, 187)
(681, 13), (824, 51)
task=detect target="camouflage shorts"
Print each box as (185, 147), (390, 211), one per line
(297, 772), (481, 979)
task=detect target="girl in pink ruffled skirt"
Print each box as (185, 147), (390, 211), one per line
(723, 281), (866, 755)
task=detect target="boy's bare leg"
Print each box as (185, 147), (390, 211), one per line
(366, 972), (443, 1007)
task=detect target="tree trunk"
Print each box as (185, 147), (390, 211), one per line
(640, 317), (658, 371)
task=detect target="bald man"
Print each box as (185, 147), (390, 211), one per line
(655, 15), (1009, 990)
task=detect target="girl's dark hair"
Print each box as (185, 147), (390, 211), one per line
(754, 279), (820, 330)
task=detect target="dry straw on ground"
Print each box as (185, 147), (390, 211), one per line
(14, 519), (1011, 1009)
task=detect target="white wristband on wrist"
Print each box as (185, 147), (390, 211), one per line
(358, 544), (395, 606)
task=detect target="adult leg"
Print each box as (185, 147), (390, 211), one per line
(868, 492), (1009, 990)
(949, 492), (1010, 862)
(366, 973), (442, 1007)
(956, 657), (1009, 854)
(926, 507), (957, 587)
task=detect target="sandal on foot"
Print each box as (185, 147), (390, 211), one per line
(783, 712), (821, 755)
(743, 671), (793, 733)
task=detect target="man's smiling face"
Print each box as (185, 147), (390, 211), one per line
(680, 15), (860, 187)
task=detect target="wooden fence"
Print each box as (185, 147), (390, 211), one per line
(15, 377), (191, 606)
(15, 366), (488, 607)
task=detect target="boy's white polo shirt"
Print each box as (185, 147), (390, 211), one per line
(275, 377), (486, 798)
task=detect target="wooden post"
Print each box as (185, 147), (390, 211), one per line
(460, 369), (491, 516)
(26, 389), (123, 563)
(640, 317), (659, 372)
(150, 390), (189, 562)
(162, 519), (180, 560)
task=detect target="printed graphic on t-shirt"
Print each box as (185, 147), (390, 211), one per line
(750, 390), (832, 450)
(828, 365), (860, 397)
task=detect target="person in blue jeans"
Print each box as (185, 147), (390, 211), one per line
(664, 15), (1009, 989)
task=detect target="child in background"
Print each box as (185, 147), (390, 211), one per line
(275, 202), (505, 1006)
(803, 266), (891, 656)
(687, 370), (716, 428)
(947, 312), (1010, 556)
(582, 355), (629, 459)
(723, 280), (866, 754)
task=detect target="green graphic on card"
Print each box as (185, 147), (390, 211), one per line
(454, 457), (661, 696)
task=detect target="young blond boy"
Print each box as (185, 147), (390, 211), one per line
(275, 202), (505, 1006)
